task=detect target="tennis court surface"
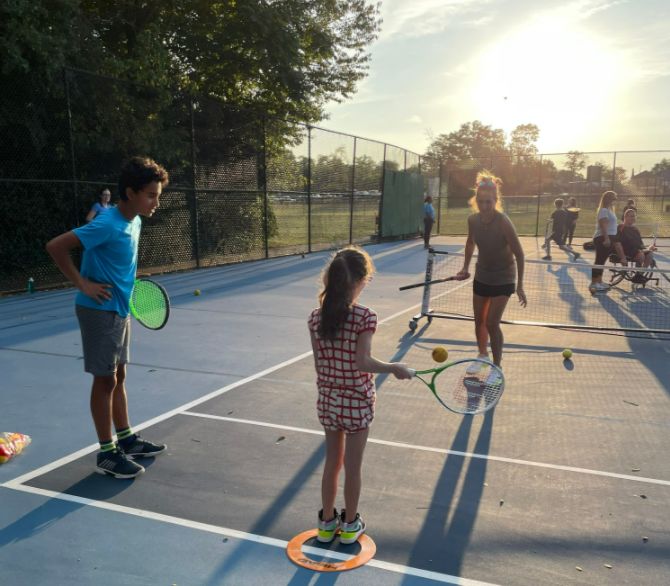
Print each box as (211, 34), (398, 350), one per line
(2, 237), (669, 585)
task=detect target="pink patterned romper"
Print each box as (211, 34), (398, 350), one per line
(308, 304), (378, 433)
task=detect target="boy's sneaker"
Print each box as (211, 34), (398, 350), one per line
(317, 508), (340, 543)
(119, 434), (166, 458)
(542, 255), (552, 261)
(96, 449), (144, 479)
(572, 252), (581, 261)
(339, 510), (366, 545)
(466, 355), (489, 375)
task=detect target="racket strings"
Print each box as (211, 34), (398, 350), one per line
(131, 281), (169, 329)
(434, 362), (503, 414)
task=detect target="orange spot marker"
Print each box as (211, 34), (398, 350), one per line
(286, 529), (376, 572)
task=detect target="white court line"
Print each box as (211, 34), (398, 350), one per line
(182, 412), (670, 487)
(1, 245), (429, 489)
(8, 483), (498, 586)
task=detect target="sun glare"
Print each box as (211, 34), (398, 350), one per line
(472, 16), (626, 151)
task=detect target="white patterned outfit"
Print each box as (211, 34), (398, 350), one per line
(308, 304), (378, 432)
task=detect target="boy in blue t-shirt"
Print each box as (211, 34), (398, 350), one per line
(47, 157), (169, 478)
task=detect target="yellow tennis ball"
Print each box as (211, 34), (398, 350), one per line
(562, 348), (573, 359)
(194, 289), (201, 296)
(432, 346), (448, 363)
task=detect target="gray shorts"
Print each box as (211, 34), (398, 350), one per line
(76, 305), (130, 376)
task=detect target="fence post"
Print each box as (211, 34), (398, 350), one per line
(437, 159), (443, 234)
(535, 154), (543, 237)
(349, 136), (356, 244)
(611, 152), (617, 190)
(260, 115), (269, 259)
(189, 97), (201, 268)
(307, 125), (312, 253)
(62, 68), (79, 228)
(378, 144), (387, 240)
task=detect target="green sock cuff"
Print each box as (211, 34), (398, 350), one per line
(116, 427), (133, 440)
(100, 441), (115, 452)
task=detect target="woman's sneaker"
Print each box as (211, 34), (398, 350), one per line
(590, 282), (610, 294)
(466, 355), (489, 375)
(317, 508), (340, 543)
(96, 449), (144, 479)
(339, 510), (366, 545)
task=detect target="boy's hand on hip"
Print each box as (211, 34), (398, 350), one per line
(81, 279), (112, 303)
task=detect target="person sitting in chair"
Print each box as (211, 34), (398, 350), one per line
(617, 208), (656, 269)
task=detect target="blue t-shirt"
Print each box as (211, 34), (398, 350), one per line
(424, 202), (436, 220)
(73, 207), (141, 317)
(90, 202), (112, 218)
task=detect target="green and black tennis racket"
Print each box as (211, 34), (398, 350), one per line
(409, 358), (505, 415)
(130, 279), (170, 330)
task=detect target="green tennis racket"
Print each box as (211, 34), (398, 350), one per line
(409, 358), (505, 415)
(129, 279), (170, 330)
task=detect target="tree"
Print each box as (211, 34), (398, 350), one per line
(651, 158), (670, 174)
(564, 151), (587, 179)
(72, 0), (382, 123)
(509, 124), (540, 156)
(424, 121), (507, 163)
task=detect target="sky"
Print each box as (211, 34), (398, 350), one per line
(322, 0), (670, 161)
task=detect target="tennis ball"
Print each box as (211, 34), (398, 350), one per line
(432, 346), (448, 363)
(194, 289), (201, 296)
(562, 348), (573, 360)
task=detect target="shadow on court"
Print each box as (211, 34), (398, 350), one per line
(403, 410), (494, 581)
(0, 475), (133, 548)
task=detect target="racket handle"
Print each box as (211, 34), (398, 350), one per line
(408, 368), (417, 377)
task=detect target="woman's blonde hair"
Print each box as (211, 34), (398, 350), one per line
(598, 190), (617, 209)
(468, 170), (504, 212)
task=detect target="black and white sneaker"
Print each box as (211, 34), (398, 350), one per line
(119, 434), (167, 458)
(96, 449), (144, 479)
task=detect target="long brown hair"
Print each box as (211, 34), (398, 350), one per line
(318, 246), (374, 340)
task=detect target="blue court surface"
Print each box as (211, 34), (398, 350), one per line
(2, 237), (669, 585)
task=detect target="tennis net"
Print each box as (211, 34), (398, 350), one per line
(407, 250), (670, 335)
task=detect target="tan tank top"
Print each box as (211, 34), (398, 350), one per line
(471, 212), (516, 285)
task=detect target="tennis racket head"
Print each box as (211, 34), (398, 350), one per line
(130, 279), (170, 330)
(422, 358), (505, 415)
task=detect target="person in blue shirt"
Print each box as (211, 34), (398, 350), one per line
(85, 187), (113, 222)
(46, 157), (169, 479)
(423, 195), (436, 249)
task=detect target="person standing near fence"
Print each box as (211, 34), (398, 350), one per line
(46, 157), (169, 479)
(85, 187), (113, 222)
(423, 195), (436, 249)
(589, 190), (626, 294)
(456, 171), (526, 371)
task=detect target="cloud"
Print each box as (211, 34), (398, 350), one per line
(406, 115), (423, 124)
(378, 0), (494, 41)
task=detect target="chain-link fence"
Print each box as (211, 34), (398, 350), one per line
(442, 152), (670, 240)
(1, 68), (439, 294)
(3, 67), (668, 294)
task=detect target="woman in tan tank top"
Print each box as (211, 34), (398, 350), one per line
(455, 172), (526, 370)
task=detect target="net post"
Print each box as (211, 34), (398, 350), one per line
(421, 249), (436, 317)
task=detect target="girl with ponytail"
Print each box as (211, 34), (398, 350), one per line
(308, 246), (411, 544)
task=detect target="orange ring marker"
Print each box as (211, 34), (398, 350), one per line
(286, 529), (376, 572)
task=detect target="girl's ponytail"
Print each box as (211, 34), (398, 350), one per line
(317, 247), (374, 340)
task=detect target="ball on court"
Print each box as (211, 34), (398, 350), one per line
(432, 346), (448, 363)
(562, 348), (573, 360)
(194, 289), (201, 296)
